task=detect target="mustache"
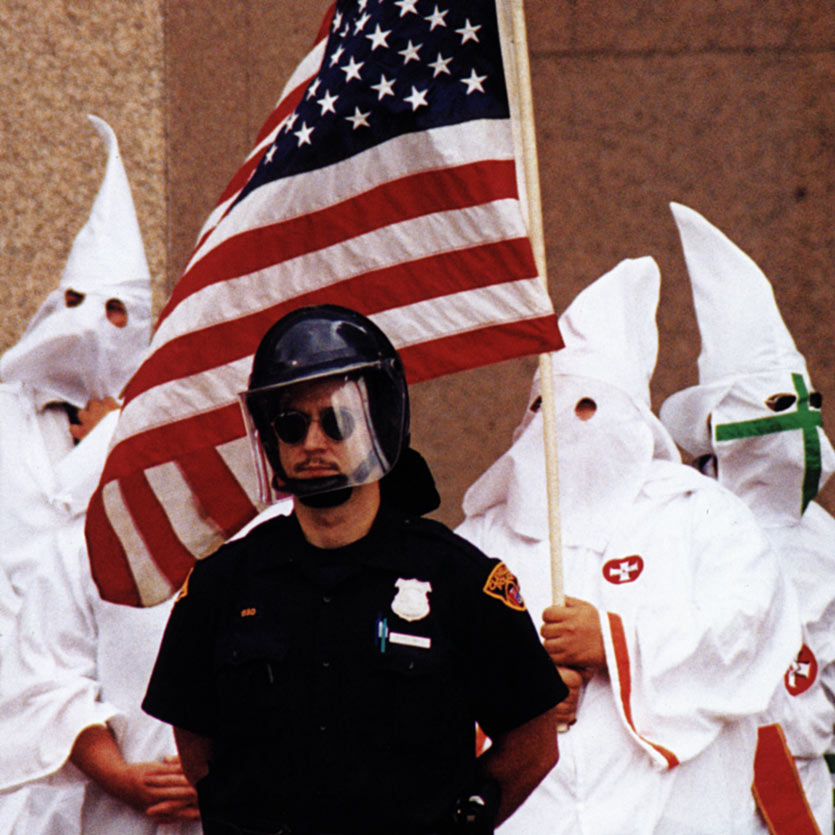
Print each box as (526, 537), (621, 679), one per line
(293, 457), (341, 473)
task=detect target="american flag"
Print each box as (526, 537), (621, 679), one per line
(86, 0), (562, 606)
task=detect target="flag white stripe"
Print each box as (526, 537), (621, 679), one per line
(217, 436), (263, 507)
(372, 279), (554, 349)
(186, 119), (515, 268)
(102, 481), (175, 605)
(145, 462), (226, 557)
(189, 36), (329, 253)
(153, 198), (529, 350)
(115, 356), (252, 441)
(114, 278), (550, 445)
(274, 33), (328, 104)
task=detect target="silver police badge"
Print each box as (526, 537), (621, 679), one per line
(391, 578), (432, 622)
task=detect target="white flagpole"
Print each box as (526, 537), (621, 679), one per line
(498, 0), (564, 606)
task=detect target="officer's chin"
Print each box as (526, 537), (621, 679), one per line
(297, 487), (353, 508)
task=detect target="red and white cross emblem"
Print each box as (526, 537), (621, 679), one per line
(785, 644), (817, 696)
(602, 556), (644, 585)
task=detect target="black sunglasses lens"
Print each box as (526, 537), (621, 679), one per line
(274, 411), (309, 444)
(321, 407), (355, 442)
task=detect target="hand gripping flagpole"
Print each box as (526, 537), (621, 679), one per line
(498, 0), (564, 607)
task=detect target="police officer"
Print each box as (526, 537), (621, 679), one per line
(143, 305), (566, 835)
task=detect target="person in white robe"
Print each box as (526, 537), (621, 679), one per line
(0, 115), (200, 833)
(660, 202), (835, 834)
(0, 113), (151, 631)
(456, 256), (800, 834)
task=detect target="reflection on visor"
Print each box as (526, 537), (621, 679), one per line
(273, 407), (356, 445)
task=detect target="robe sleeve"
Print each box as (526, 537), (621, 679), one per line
(0, 525), (120, 789)
(600, 483), (802, 769)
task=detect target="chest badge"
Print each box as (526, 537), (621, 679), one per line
(603, 555), (644, 585)
(785, 644), (817, 696)
(391, 578), (432, 622)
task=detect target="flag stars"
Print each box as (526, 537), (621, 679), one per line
(404, 86), (429, 111)
(341, 55), (365, 82)
(371, 73), (396, 100)
(283, 112), (299, 133)
(354, 11), (371, 34)
(428, 52), (452, 77)
(346, 107), (371, 130)
(456, 19), (481, 44)
(332, 9), (343, 31)
(293, 122), (314, 146)
(265, 143), (277, 164)
(317, 89), (339, 115)
(306, 78), (321, 100)
(366, 23), (391, 51)
(424, 6), (448, 30)
(398, 40), (422, 64)
(460, 68), (487, 94)
(358, 0), (368, 8)
(394, 0), (419, 16)
(330, 44), (345, 67)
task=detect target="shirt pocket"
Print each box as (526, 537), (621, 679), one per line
(362, 643), (466, 750)
(213, 627), (289, 738)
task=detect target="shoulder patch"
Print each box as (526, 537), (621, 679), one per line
(174, 567), (194, 603)
(483, 562), (526, 611)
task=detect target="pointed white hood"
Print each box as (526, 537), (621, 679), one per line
(659, 202), (834, 523)
(0, 115), (151, 407)
(463, 256), (679, 550)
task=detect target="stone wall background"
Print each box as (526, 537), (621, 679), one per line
(3, 1), (833, 526)
(0, 1), (167, 332)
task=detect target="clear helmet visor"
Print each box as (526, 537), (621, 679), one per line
(240, 373), (393, 503)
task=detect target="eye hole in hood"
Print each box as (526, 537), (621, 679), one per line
(765, 393), (796, 412)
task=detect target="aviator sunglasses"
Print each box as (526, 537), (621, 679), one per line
(273, 406), (357, 445)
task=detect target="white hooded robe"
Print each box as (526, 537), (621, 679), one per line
(457, 257), (799, 834)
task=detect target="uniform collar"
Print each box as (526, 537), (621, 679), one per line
(262, 503), (410, 572)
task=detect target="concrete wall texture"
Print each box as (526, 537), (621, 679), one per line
(2, 1), (833, 527)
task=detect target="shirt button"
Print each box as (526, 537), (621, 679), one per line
(322, 594), (332, 604)
(322, 660), (331, 669)
(319, 724), (327, 732)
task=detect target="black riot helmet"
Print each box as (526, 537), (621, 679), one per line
(240, 305), (409, 501)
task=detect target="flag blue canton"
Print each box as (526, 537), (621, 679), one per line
(237, 0), (509, 202)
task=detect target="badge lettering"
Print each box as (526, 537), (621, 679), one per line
(483, 562), (526, 611)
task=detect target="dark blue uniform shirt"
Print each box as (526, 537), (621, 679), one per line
(143, 505), (565, 834)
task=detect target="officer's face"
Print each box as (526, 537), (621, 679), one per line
(275, 378), (371, 480)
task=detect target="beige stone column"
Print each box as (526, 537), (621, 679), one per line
(0, 1), (167, 348)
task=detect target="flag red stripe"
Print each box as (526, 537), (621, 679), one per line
(102, 403), (245, 484)
(199, 83), (311, 250)
(311, 3), (336, 47)
(86, 490), (142, 608)
(119, 470), (198, 590)
(253, 3), (334, 146)
(253, 76), (316, 150)
(177, 446), (258, 537)
(107, 316), (559, 483)
(752, 724), (821, 835)
(398, 314), (562, 384)
(124, 237), (536, 402)
(156, 159), (519, 327)
(192, 8), (334, 253)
